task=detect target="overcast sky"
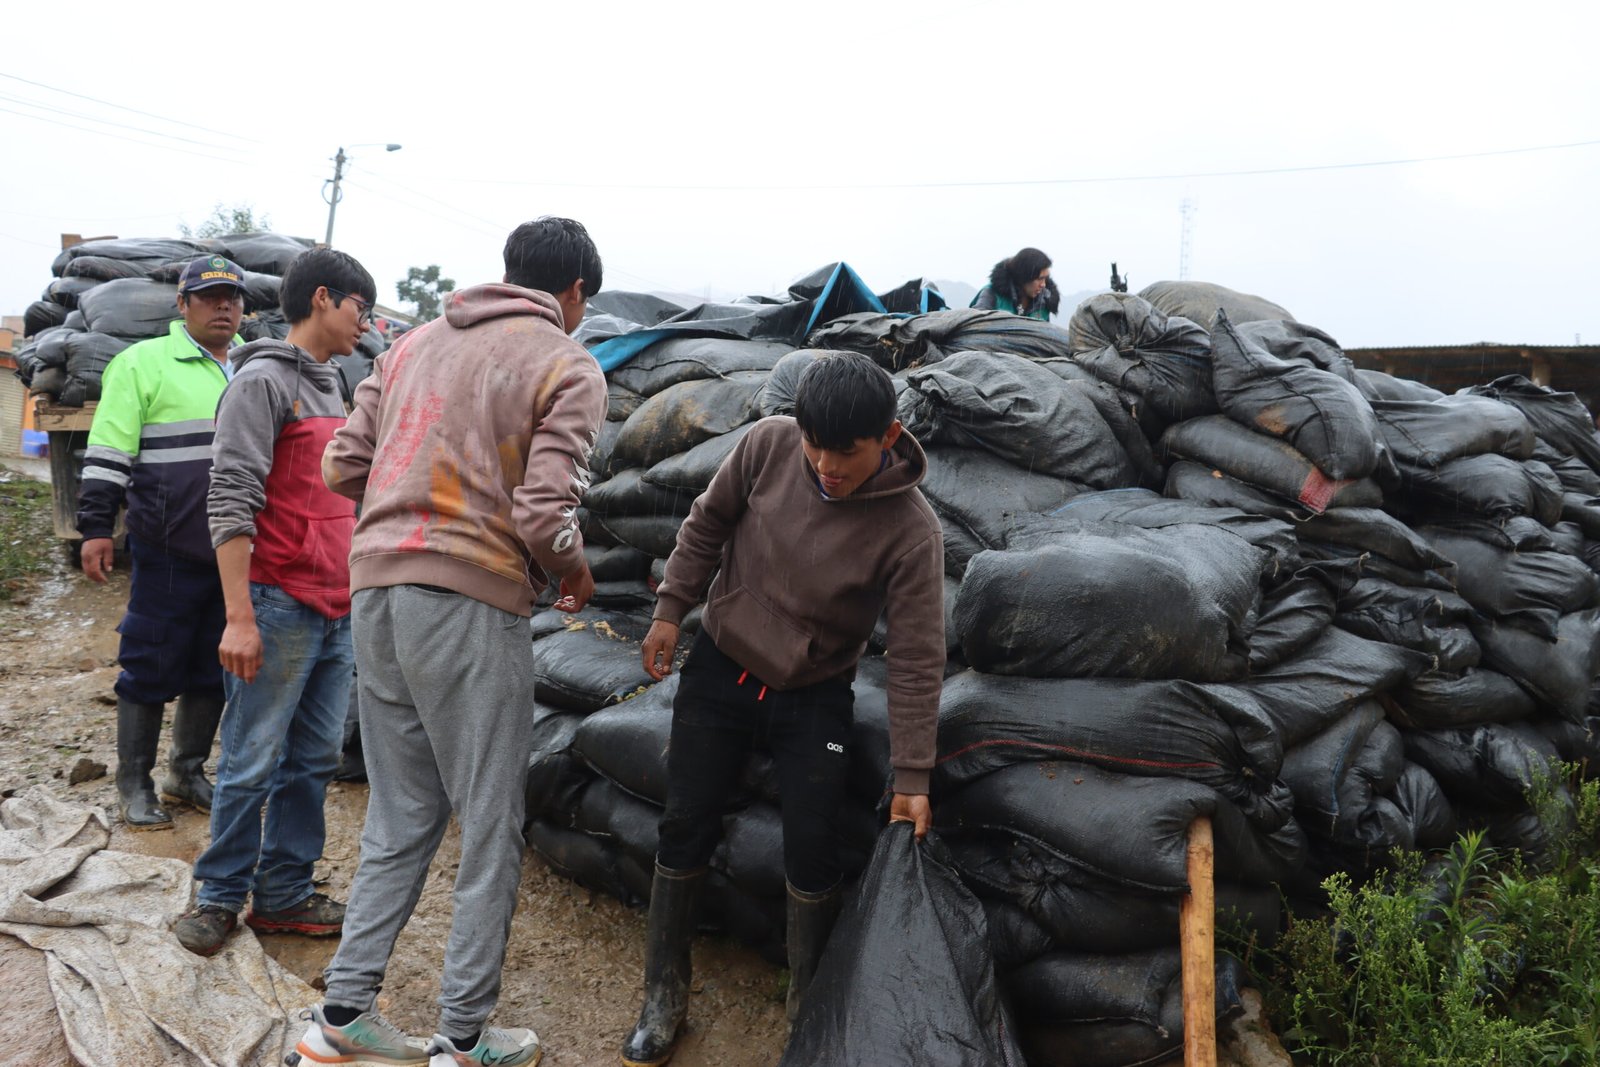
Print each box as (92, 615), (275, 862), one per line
(2, 0), (1596, 349)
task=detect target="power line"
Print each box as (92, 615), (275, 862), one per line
(0, 90), (250, 152)
(0, 104), (254, 165)
(413, 136), (1600, 191)
(357, 170), (514, 235)
(339, 178), (506, 241)
(0, 206), (186, 223)
(0, 229), (59, 249)
(0, 70), (262, 143)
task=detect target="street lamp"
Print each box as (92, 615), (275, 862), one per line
(323, 142), (402, 247)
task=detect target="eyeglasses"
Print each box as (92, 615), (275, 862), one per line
(326, 287), (374, 327)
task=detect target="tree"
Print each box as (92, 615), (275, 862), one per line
(179, 202), (271, 238)
(397, 264), (456, 323)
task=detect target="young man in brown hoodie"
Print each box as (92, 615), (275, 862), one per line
(621, 351), (945, 1067)
(298, 218), (606, 1067)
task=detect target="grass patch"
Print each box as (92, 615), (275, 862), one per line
(0, 469), (56, 602)
(1241, 767), (1600, 1067)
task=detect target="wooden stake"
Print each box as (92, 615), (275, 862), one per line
(1181, 816), (1217, 1067)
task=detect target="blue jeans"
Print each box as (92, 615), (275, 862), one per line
(195, 582), (353, 912)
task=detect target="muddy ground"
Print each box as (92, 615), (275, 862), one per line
(0, 459), (1279, 1067)
(0, 462), (788, 1067)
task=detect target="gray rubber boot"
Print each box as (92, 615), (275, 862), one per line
(784, 880), (842, 1023)
(159, 690), (223, 813)
(620, 864), (706, 1066)
(116, 697), (172, 831)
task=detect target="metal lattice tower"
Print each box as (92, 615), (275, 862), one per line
(1178, 197), (1197, 280)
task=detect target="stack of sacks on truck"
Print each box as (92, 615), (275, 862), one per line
(516, 273), (1600, 1067)
(14, 233), (387, 406)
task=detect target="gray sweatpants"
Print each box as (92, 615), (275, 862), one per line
(322, 585), (538, 1035)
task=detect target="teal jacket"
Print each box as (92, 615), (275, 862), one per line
(77, 320), (239, 560)
(969, 285), (1054, 321)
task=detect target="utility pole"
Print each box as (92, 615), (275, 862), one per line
(1179, 197), (1197, 280)
(323, 147), (347, 248)
(323, 143), (401, 248)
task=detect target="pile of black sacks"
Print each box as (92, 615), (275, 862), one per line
(517, 275), (1600, 1067)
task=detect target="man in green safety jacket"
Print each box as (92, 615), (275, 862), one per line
(77, 254), (247, 830)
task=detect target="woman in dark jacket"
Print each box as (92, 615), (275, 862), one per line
(970, 247), (1060, 320)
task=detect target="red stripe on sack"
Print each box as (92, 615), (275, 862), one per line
(1297, 466), (1350, 513)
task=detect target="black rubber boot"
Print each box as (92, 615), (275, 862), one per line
(784, 880), (842, 1023)
(620, 864), (706, 1066)
(116, 696), (172, 831)
(159, 690), (223, 813)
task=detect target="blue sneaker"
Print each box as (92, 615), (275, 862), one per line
(293, 1004), (429, 1065)
(426, 1027), (543, 1067)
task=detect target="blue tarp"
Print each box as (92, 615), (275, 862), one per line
(587, 263), (941, 373)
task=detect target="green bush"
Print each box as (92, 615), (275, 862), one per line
(1245, 767), (1600, 1067)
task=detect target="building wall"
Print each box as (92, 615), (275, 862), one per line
(0, 355), (24, 456)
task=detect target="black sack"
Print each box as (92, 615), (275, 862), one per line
(1335, 577), (1480, 672)
(1137, 279), (1294, 332)
(609, 373), (764, 472)
(957, 519), (1268, 682)
(1051, 488), (1298, 573)
(931, 670), (1293, 829)
(1475, 609), (1600, 724)
(1160, 416), (1383, 513)
(1233, 627), (1431, 747)
(1464, 375), (1600, 474)
(528, 611), (657, 712)
(1418, 526), (1598, 639)
(1355, 368), (1444, 403)
(1388, 667), (1535, 730)
(918, 446), (1086, 573)
(77, 278), (179, 339)
(23, 300), (67, 337)
(1066, 292), (1217, 423)
(1007, 948), (1247, 1067)
(778, 823), (1026, 1067)
(1390, 454), (1565, 525)
(641, 422), (757, 494)
(1235, 318), (1356, 380)
(1249, 561), (1355, 672)
(1370, 395), (1535, 468)
(608, 336), (792, 397)
(218, 231), (316, 275)
(897, 350), (1138, 489)
(1211, 310), (1383, 481)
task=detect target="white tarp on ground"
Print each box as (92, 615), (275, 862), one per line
(0, 788), (312, 1067)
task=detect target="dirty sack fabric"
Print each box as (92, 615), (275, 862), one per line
(1159, 415), (1383, 514)
(1388, 454), (1565, 526)
(897, 350), (1137, 488)
(1464, 375), (1600, 474)
(1066, 293), (1217, 424)
(779, 823), (1026, 1067)
(1355, 368), (1445, 404)
(1234, 318), (1357, 380)
(1137, 279), (1295, 332)
(957, 517), (1269, 682)
(931, 669), (1293, 830)
(1210, 310), (1383, 481)
(1369, 395), (1535, 468)
(0, 788), (311, 1067)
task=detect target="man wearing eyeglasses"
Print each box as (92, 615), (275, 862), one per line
(174, 247), (378, 959)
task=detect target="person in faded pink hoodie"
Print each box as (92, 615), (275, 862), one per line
(296, 218), (606, 1067)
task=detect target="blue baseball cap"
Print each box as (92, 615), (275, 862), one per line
(177, 255), (246, 295)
